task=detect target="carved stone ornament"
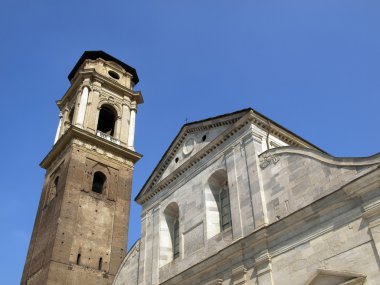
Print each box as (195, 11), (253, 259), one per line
(93, 86), (102, 93)
(183, 137), (195, 156)
(259, 152), (280, 169)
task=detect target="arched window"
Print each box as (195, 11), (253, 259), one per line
(205, 169), (231, 238)
(92, 172), (106, 194)
(173, 219), (180, 259)
(219, 181), (231, 231)
(97, 105), (116, 136)
(160, 202), (180, 266)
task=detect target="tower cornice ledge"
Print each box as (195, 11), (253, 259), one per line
(40, 126), (142, 169)
(58, 70), (143, 108)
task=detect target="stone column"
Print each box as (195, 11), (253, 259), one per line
(225, 146), (243, 239)
(127, 105), (136, 150)
(54, 112), (63, 144)
(75, 86), (89, 128)
(120, 98), (131, 145)
(114, 116), (122, 140)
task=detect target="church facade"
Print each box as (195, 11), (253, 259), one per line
(113, 107), (380, 285)
(23, 52), (380, 285)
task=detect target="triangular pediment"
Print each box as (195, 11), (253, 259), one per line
(159, 124), (231, 182)
(135, 108), (325, 204)
(306, 269), (366, 285)
(135, 109), (249, 203)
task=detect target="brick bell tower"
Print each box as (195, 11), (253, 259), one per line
(21, 51), (143, 285)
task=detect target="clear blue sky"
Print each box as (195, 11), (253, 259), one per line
(0, 1), (379, 283)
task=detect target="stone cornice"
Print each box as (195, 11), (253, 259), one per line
(259, 147), (380, 170)
(40, 126), (142, 170)
(57, 70), (142, 110)
(343, 166), (380, 198)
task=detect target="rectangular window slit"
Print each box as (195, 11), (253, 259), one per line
(98, 257), (103, 270)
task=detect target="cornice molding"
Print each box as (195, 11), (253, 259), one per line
(40, 126), (142, 170)
(260, 147), (380, 168)
(58, 69), (142, 110)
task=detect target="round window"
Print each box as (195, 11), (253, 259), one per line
(108, 70), (120, 80)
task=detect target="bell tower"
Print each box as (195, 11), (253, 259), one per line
(21, 51), (143, 285)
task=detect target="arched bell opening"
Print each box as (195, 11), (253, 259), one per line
(97, 105), (117, 136)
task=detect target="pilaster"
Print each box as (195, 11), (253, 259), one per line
(144, 210), (154, 284)
(225, 147), (243, 240)
(138, 213), (148, 285)
(231, 265), (247, 285)
(242, 129), (268, 228)
(254, 251), (274, 285)
(151, 207), (160, 285)
(234, 139), (255, 236)
(85, 81), (101, 132)
(362, 199), (380, 258)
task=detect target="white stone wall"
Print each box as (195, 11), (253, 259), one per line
(113, 118), (380, 285)
(115, 123), (276, 284)
(113, 241), (140, 285)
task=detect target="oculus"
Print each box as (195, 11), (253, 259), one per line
(108, 70), (120, 80)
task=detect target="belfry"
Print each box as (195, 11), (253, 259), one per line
(21, 51), (143, 285)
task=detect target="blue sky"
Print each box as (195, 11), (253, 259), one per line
(0, 0), (379, 283)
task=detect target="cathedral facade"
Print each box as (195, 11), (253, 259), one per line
(114, 108), (380, 285)
(23, 52), (380, 285)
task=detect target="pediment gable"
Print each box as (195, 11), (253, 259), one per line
(136, 108), (326, 204)
(135, 109), (248, 203)
(306, 269), (366, 285)
(159, 124), (231, 182)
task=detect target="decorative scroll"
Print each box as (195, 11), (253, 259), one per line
(259, 152), (280, 169)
